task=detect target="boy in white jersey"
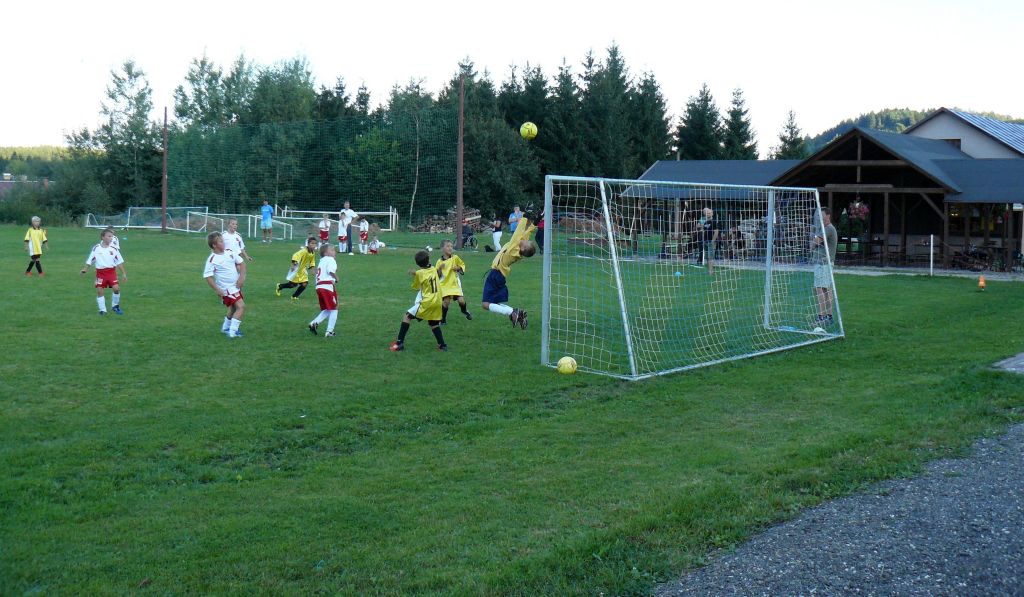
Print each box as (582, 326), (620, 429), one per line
(368, 236), (383, 255)
(203, 231), (247, 338)
(102, 227), (121, 252)
(357, 217), (370, 254)
(81, 229), (127, 315)
(222, 218), (253, 261)
(308, 243), (340, 338)
(317, 216), (332, 248)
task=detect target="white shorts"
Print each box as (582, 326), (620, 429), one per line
(406, 291), (422, 317)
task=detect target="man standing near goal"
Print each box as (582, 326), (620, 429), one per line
(338, 201), (358, 255)
(699, 207), (721, 274)
(481, 216), (536, 329)
(260, 200), (274, 243)
(812, 208), (838, 325)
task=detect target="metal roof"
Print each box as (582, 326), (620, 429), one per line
(947, 109), (1024, 156)
(903, 108), (1024, 157)
(934, 159), (1024, 203)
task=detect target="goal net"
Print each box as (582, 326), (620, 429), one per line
(541, 175), (844, 380)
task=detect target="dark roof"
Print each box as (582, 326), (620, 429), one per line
(904, 108), (1024, 156)
(855, 127), (969, 192)
(934, 159), (1024, 203)
(641, 159), (802, 186)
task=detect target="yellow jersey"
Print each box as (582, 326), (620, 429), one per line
(289, 248), (317, 283)
(411, 266), (443, 321)
(435, 254), (466, 298)
(24, 227), (47, 255)
(490, 218), (536, 278)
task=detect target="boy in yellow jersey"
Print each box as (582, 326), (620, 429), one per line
(482, 216), (536, 329)
(276, 236), (318, 301)
(389, 250), (448, 352)
(23, 216), (48, 276)
(435, 239), (472, 325)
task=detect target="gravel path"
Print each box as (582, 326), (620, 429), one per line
(657, 423), (1024, 596)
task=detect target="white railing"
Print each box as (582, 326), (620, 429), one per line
(279, 206), (399, 231)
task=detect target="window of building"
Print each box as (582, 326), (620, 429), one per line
(941, 138), (962, 150)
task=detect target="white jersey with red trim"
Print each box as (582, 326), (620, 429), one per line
(223, 231), (245, 256)
(86, 243), (124, 269)
(315, 256), (338, 287)
(203, 251), (243, 291)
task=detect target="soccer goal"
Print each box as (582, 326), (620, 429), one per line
(541, 175), (844, 380)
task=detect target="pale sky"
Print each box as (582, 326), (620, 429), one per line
(1, 0), (1021, 155)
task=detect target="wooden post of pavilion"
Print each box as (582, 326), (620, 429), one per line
(900, 196), (907, 264)
(883, 192), (890, 266)
(943, 199), (951, 268)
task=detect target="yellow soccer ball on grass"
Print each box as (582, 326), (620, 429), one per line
(557, 356), (577, 375)
(520, 121), (538, 140)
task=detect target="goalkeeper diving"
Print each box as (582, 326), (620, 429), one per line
(481, 211), (537, 329)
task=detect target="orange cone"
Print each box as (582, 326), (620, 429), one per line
(978, 275), (986, 291)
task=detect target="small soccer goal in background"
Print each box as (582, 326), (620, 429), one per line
(541, 175), (844, 380)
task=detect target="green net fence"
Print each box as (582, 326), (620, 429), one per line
(166, 106), (457, 226)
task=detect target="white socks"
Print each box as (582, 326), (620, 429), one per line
(229, 318), (241, 336)
(222, 317), (232, 332)
(97, 297), (106, 312)
(312, 310), (329, 325)
(488, 303), (513, 316)
(327, 310), (338, 333)
(112, 292), (120, 307)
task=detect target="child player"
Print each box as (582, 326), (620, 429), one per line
(368, 236), (383, 255)
(435, 239), (471, 325)
(222, 218), (253, 261)
(482, 216), (536, 329)
(81, 228), (127, 315)
(389, 250), (447, 352)
(203, 231), (247, 337)
(24, 216), (47, 276)
(358, 217), (370, 254)
(276, 236), (318, 302)
(317, 215), (332, 248)
(308, 243), (340, 338)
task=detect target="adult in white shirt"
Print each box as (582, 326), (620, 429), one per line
(222, 218), (253, 262)
(338, 201), (358, 255)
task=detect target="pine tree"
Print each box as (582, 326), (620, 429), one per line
(721, 88), (757, 159)
(580, 43), (635, 178)
(629, 72), (672, 171)
(771, 110), (808, 159)
(536, 62), (587, 177)
(674, 83), (723, 160)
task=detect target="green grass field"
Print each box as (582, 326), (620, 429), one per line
(2, 225), (1023, 595)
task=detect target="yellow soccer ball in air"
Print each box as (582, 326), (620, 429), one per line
(557, 356), (577, 375)
(520, 121), (538, 140)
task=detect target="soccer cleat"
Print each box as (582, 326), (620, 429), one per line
(518, 309), (528, 330)
(38, 273), (44, 277)
(112, 306), (124, 315)
(348, 252), (354, 256)
(389, 341), (404, 352)
(309, 322), (319, 336)
(325, 331), (336, 338)
(464, 311), (473, 321)
(438, 344), (448, 352)
(98, 311), (106, 316)
(291, 296), (299, 303)
(275, 284), (282, 297)
(25, 271), (32, 277)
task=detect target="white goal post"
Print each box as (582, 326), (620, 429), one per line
(541, 175), (844, 380)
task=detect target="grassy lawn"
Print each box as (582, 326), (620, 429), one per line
(2, 225), (1022, 595)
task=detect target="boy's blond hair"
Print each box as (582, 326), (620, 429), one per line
(207, 231), (222, 248)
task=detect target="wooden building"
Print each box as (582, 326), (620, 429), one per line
(641, 109), (1024, 269)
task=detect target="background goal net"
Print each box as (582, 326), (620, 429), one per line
(541, 175), (844, 380)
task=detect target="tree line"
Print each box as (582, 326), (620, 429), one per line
(2, 44), (814, 224)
